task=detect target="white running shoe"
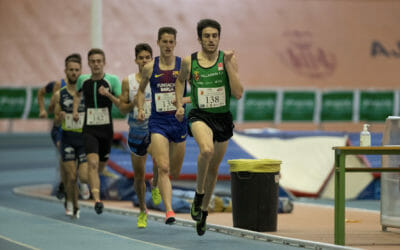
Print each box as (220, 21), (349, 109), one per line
(79, 183), (90, 200)
(74, 208), (80, 219)
(65, 201), (73, 216)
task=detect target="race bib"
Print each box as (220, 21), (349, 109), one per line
(134, 100), (151, 119)
(65, 113), (84, 129)
(86, 107), (110, 125)
(155, 92), (176, 112)
(198, 87), (226, 108)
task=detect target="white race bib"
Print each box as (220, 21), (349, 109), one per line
(65, 113), (84, 129)
(198, 87), (226, 108)
(155, 92), (176, 112)
(86, 107), (110, 125)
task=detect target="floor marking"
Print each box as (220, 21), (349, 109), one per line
(0, 234), (40, 250)
(0, 205), (177, 250)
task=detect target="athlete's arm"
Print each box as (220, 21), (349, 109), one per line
(224, 50), (243, 100)
(37, 81), (55, 118)
(137, 61), (153, 121)
(72, 90), (81, 122)
(48, 81), (62, 114)
(53, 90), (64, 127)
(118, 77), (134, 115)
(98, 85), (120, 107)
(175, 56), (191, 122)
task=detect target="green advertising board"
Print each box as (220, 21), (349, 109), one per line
(243, 91), (276, 121)
(321, 91), (353, 121)
(281, 91), (315, 121)
(0, 88), (27, 118)
(359, 91), (394, 121)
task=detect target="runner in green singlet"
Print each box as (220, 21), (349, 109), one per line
(175, 19), (244, 236)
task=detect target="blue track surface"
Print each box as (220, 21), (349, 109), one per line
(0, 133), (320, 250)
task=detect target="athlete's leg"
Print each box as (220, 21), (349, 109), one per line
(169, 141), (186, 179)
(78, 162), (89, 184)
(147, 144), (158, 188)
(131, 153), (147, 212)
(87, 153), (101, 202)
(63, 160), (77, 213)
(191, 121), (214, 194)
(201, 141), (228, 211)
(151, 133), (172, 212)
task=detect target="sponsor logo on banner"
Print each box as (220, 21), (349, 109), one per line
(371, 41), (400, 58)
(279, 30), (336, 79)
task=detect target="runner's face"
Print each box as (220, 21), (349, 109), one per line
(65, 62), (81, 84)
(88, 54), (105, 75)
(157, 33), (176, 57)
(135, 50), (152, 72)
(199, 27), (220, 53)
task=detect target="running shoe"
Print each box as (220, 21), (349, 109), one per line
(191, 192), (204, 221)
(94, 201), (104, 214)
(56, 182), (65, 200)
(165, 211), (176, 225)
(137, 211), (147, 228)
(73, 207), (80, 219)
(151, 187), (161, 206)
(196, 210), (208, 236)
(79, 183), (90, 200)
(65, 201), (73, 217)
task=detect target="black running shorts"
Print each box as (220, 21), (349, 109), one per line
(187, 108), (234, 142)
(83, 131), (112, 162)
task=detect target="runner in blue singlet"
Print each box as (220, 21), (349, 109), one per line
(137, 27), (187, 225)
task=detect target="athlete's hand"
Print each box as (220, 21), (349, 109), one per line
(175, 106), (185, 122)
(224, 50), (235, 61)
(59, 111), (66, 121)
(39, 110), (48, 119)
(98, 86), (110, 97)
(137, 109), (145, 121)
(73, 111), (79, 122)
(224, 50), (238, 72)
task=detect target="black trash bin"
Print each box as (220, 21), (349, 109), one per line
(228, 159), (281, 232)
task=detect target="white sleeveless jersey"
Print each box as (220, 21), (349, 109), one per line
(127, 73), (152, 127)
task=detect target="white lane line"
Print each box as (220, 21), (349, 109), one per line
(0, 206), (178, 250)
(0, 234), (40, 250)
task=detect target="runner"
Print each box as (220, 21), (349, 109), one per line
(53, 54), (89, 218)
(137, 27), (187, 224)
(73, 48), (121, 214)
(175, 19), (243, 235)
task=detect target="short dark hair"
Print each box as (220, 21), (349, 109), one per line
(157, 27), (177, 41)
(65, 53), (81, 67)
(197, 19), (221, 38)
(88, 48), (105, 62)
(135, 43), (153, 58)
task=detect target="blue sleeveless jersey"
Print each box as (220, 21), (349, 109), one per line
(149, 56), (186, 117)
(61, 78), (67, 88)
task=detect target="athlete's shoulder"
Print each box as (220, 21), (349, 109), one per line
(78, 74), (91, 82)
(104, 73), (119, 80)
(182, 55), (192, 66)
